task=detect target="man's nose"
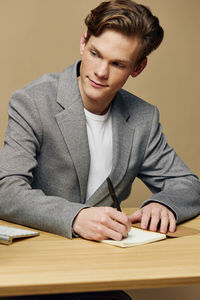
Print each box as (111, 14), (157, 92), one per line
(95, 61), (109, 79)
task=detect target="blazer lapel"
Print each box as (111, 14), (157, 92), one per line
(86, 92), (135, 206)
(111, 93), (135, 185)
(55, 62), (90, 204)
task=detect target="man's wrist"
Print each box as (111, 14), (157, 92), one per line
(71, 207), (90, 237)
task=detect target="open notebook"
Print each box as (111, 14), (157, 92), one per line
(0, 225), (40, 245)
(101, 227), (166, 247)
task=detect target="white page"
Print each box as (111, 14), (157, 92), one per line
(101, 227), (166, 247)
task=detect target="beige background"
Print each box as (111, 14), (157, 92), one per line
(0, 0), (200, 299)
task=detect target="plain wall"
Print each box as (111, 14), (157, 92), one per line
(0, 1), (200, 299)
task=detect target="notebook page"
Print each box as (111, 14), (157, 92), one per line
(101, 227), (166, 247)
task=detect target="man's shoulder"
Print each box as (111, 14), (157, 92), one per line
(10, 71), (60, 104)
(114, 89), (158, 127)
(25, 72), (60, 90)
(118, 89), (155, 112)
(12, 62), (76, 99)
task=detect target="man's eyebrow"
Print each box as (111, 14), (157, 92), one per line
(90, 44), (101, 56)
(90, 44), (131, 64)
(113, 58), (130, 65)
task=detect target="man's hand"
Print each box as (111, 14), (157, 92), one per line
(73, 207), (132, 241)
(128, 202), (176, 233)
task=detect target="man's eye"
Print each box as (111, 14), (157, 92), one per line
(90, 50), (97, 56)
(113, 62), (125, 68)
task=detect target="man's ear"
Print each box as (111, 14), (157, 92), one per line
(131, 57), (147, 78)
(80, 32), (88, 55)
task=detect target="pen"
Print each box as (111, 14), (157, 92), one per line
(106, 177), (122, 212)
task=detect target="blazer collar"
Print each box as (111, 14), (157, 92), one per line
(55, 61), (90, 204)
(57, 61), (81, 109)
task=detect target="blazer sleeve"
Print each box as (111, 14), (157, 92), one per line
(0, 90), (89, 238)
(138, 106), (200, 223)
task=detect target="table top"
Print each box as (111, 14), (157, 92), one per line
(0, 208), (200, 297)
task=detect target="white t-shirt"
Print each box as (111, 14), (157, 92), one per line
(84, 108), (113, 200)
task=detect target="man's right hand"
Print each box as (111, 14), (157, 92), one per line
(72, 207), (131, 241)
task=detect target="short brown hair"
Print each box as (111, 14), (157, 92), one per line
(85, 0), (164, 64)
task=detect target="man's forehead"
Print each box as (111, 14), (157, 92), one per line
(90, 43), (133, 64)
(87, 31), (141, 63)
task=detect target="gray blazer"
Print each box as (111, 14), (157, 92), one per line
(0, 61), (200, 238)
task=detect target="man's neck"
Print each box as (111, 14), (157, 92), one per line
(77, 76), (112, 115)
(83, 102), (111, 115)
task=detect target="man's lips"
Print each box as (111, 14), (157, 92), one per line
(88, 77), (108, 88)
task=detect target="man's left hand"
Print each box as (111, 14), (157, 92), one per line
(128, 202), (176, 233)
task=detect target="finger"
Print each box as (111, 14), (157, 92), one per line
(95, 223), (123, 241)
(140, 210), (151, 229)
(99, 214), (130, 237)
(107, 208), (132, 231)
(128, 210), (142, 223)
(168, 213), (176, 232)
(149, 215), (160, 232)
(121, 212), (132, 232)
(78, 222), (123, 241)
(159, 215), (170, 233)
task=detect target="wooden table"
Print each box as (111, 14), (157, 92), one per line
(0, 208), (200, 297)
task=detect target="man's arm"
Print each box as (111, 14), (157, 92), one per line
(129, 107), (200, 232)
(0, 88), (131, 241)
(0, 90), (90, 238)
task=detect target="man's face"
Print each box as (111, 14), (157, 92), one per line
(79, 29), (145, 114)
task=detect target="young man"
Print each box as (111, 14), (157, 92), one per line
(0, 0), (200, 281)
(1, 0), (200, 299)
